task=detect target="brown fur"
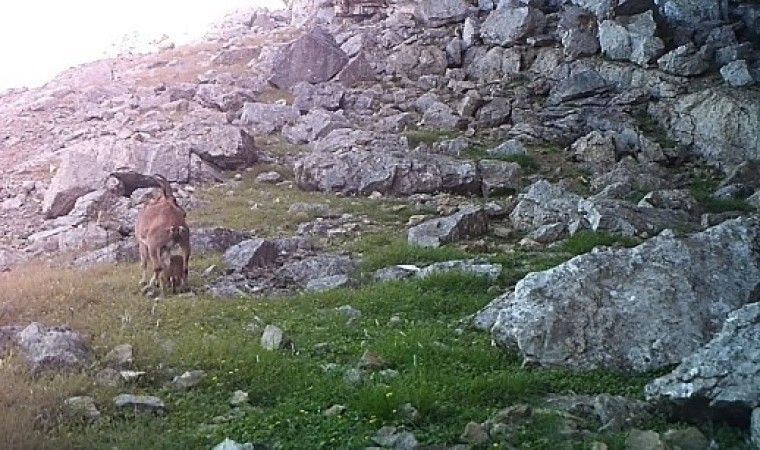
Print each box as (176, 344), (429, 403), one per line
(159, 254), (187, 294)
(134, 174), (191, 291)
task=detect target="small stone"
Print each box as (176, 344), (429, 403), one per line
(113, 394), (166, 415)
(64, 396), (101, 421)
(344, 368), (365, 384)
(461, 421), (490, 445)
(261, 324), (291, 351)
(171, 370), (207, 390)
(229, 390), (250, 406)
(120, 370), (146, 382)
(255, 171), (283, 184)
(103, 344), (133, 368)
(96, 368), (124, 387)
(626, 429), (665, 450)
(661, 427), (710, 450)
(357, 350), (389, 371)
(324, 404), (347, 416)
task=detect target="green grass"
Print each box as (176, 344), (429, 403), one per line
(352, 235), (470, 273)
(634, 110), (679, 149)
(1, 159), (750, 450)
(686, 173), (755, 214)
(559, 231), (640, 256)
(24, 271), (656, 450)
(400, 130), (459, 148)
(461, 147), (541, 174)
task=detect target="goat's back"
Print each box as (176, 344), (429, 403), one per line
(136, 199), (186, 233)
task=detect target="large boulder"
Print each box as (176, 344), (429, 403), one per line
(655, 87), (760, 171)
(598, 11), (664, 66)
(268, 27), (349, 89)
(15, 323), (92, 374)
(289, 0), (334, 27)
(645, 303), (760, 423)
(408, 206), (489, 248)
(657, 43), (710, 76)
(417, 0), (470, 27)
(239, 102), (301, 135)
(572, 0), (655, 19)
(386, 45), (448, 80)
(481, 6), (546, 47)
(464, 46), (523, 82)
(558, 6), (600, 58)
(476, 216), (760, 372)
(654, 0), (722, 27)
(295, 148), (480, 196)
(42, 137), (191, 219)
(178, 122), (260, 171)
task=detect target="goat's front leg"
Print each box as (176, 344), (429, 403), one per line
(138, 242), (149, 287)
(144, 245), (165, 293)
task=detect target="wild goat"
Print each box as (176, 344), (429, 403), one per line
(134, 174), (191, 292)
(159, 254), (187, 294)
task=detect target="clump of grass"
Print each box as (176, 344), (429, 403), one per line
(461, 147), (540, 174)
(634, 110), (679, 149)
(497, 153), (540, 172)
(559, 231), (640, 256)
(401, 130), (458, 148)
(352, 235), (470, 273)
(3, 169), (746, 450)
(686, 172), (755, 214)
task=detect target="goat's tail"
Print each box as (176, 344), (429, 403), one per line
(152, 174), (175, 200)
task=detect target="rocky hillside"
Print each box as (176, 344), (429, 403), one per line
(1, 0), (760, 447)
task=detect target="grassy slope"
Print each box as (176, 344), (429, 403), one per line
(1, 168), (754, 449)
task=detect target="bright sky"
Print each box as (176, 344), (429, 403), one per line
(0, 0), (286, 90)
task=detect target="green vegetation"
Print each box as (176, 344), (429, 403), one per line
(461, 146), (541, 174)
(559, 231), (641, 256)
(1, 263), (660, 450)
(686, 171), (755, 214)
(634, 110), (679, 149)
(400, 129), (459, 148)
(0, 168), (749, 450)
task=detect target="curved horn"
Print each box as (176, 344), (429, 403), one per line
(152, 174), (174, 199)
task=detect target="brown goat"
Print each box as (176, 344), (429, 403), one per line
(134, 174), (191, 291)
(159, 254), (187, 294)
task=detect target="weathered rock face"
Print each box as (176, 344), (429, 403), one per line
(510, 180), (585, 231)
(646, 302), (760, 423)
(598, 11), (663, 66)
(655, 87), (760, 171)
(294, 147), (480, 196)
(417, 0), (470, 27)
(408, 206), (489, 248)
(268, 27), (349, 89)
(386, 45), (448, 80)
(290, 0), (335, 27)
(477, 216), (760, 372)
(464, 46), (523, 82)
(558, 6), (600, 58)
(654, 0), (722, 26)
(572, 0), (655, 19)
(657, 43), (710, 77)
(481, 7), (546, 47)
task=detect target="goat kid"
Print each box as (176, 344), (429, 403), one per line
(159, 254), (187, 294)
(134, 174), (191, 292)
